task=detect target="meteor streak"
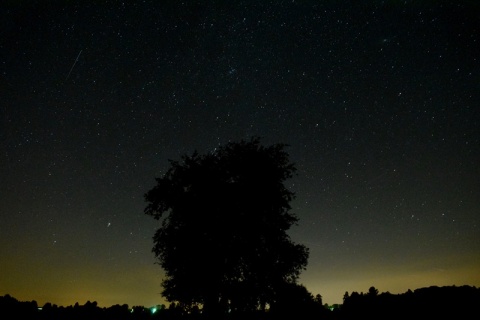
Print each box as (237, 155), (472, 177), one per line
(65, 50), (82, 81)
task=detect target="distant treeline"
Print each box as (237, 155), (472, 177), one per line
(2, 285), (479, 320)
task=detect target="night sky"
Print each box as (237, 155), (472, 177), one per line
(1, 0), (479, 308)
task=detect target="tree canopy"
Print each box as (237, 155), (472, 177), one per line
(144, 137), (309, 317)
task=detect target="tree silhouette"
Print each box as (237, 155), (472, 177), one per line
(368, 286), (379, 297)
(144, 137), (309, 318)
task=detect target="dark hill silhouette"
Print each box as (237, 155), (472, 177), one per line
(2, 285), (479, 320)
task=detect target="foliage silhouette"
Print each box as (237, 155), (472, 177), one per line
(340, 285), (480, 320)
(144, 137), (309, 317)
(3, 285), (480, 319)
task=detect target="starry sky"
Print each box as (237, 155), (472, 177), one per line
(1, 0), (479, 308)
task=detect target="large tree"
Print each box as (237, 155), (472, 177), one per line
(144, 137), (309, 317)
